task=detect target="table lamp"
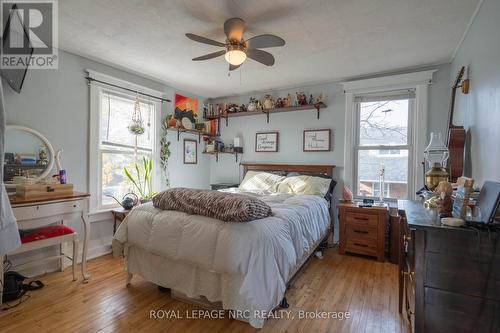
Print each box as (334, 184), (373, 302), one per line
(424, 132), (449, 191)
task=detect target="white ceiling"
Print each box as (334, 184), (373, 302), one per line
(60, 0), (479, 98)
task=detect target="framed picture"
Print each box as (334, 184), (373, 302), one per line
(255, 132), (279, 152)
(183, 139), (197, 164)
(303, 129), (331, 152)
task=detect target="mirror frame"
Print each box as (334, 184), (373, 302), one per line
(6, 125), (55, 183)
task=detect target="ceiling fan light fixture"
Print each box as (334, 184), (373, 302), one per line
(224, 44), (246, 66)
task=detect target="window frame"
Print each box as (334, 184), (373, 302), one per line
(88, 71), (162, 214)
(341, 70), (435, 202)
(353, 95), (415, 201)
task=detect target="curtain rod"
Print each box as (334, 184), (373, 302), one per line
(85, 77), (171, 103)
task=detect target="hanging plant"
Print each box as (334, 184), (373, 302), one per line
(128, 96), (145, 135)
(160, 117), (172, 187)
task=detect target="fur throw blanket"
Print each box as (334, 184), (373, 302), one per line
(152, 188), (272, 222)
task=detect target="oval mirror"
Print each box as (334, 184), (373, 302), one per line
(4, 125), (55, 185)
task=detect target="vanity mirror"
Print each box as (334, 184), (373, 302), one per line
(4, 125), (55, 185)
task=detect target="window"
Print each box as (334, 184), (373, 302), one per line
(354, 92), (414, 200)
(97, 90), (156, 209)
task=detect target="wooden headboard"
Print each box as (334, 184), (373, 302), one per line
(241, 163), (335, 178)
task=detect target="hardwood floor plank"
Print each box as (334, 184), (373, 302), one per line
(0, 248), (409, 333)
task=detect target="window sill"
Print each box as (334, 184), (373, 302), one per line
(88, 209), (114, 223)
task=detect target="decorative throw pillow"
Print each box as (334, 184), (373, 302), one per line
(239, 171), (285, 192)
(277, 175), (331, 196)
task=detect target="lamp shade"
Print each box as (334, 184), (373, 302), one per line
(224, 50), (246, 66)
(424, 132), (449, 167)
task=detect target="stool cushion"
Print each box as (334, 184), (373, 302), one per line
(20, 225), (75, 244)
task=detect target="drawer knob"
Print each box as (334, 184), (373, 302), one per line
(404, 235), (412, 242)
(354, 217), (369, 221)
(353, 230), (369, 234)
(73, 205), (77, 208)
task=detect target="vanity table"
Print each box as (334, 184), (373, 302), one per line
(0, 192), (91, 304)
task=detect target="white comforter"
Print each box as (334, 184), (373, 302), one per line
(113, 190), (330, 327)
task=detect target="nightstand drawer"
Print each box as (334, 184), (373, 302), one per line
(346, 224), (377, 240)
(346, 212), (379, 228)
(346, 238), (378, 256)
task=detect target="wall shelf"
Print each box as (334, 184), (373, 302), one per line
(166, 127), (219, 143)
(202, 151), (241, 163)
(213, 102), (327, 124)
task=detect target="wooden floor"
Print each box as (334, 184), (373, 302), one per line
(0, 248), (409, 333)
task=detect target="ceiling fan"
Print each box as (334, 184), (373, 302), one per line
(186, 18), (285, 71)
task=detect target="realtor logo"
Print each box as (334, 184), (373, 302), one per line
(1, 0), (58, 69)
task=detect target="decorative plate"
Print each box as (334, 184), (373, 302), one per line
(181, 117), (193, 130)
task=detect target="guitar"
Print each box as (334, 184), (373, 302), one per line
(446, 66), (467, 183)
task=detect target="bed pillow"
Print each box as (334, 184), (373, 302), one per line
(152, 188), (272, 222)
(277, 175), (332, 196)
(239, 171), (285, 192)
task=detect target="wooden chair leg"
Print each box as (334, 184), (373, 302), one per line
(72, 238), (79, 281)
(126, 271), (133, 286)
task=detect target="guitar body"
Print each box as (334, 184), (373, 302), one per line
(447, 126), (466, 182)
(446, 66), (467, 183)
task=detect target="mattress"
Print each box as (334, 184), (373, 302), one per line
(112, 189), (330, 328)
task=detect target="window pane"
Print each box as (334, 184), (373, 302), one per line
(357, 149), (408, 199)
(359, 99), (409, 146)
(101, 152), (150, 207)
(100, 94), (154, 150)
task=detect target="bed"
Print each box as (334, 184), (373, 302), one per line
(112, 163), (336, 328)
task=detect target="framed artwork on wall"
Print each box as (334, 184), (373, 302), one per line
(303, 129), (331, 152)
(183, 139), (197, 164)
(255, 132), (279, 152)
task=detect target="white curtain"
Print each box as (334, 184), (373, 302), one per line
(0, 81), (20, 253)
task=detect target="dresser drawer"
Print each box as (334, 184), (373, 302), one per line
(346, 212), (379, 228)
(13, 200), (84, 221)
(346, 224), (377, 240)
(346, 238), (378, 256)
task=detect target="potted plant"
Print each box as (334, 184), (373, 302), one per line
(123, 156), (157, 203)
(166, 114), (177, 128)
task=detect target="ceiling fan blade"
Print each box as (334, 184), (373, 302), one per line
(246, 49), (275, 66)
(224, 17), (245, 42)
(192, 50), (226, 61)
(245, 34), (285, 49)
(229, 63), (241, 71)
(185, 33), (226, 47)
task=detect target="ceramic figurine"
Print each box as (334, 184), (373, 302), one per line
(435, 181), (453, 218)
(247, 97), (257, 112)
(315, 93), (325, 104)
(308, 94), (314, 105)
(276, 97), (283, 108)
(263, 95), (274, 109)
(239, 104), (247, 112)
(342, 184), (353, 202)
(285, 94), (292, 107)
(256, 100), (264, 111)
(296, 92), (307, 106)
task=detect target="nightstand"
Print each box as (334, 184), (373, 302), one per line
(210, 183), (239, 190)
(337, 202), (389, 262)
(111, 207), (130, 235)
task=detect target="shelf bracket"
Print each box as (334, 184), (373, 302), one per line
(198, 133), (201, 143)
(216, 153), (219, 163)
(225, 115), (228, 127)
(265, 111), (270, 123)
(316, 105), (320, 119)
(235, 153), (238, 163)
(177, 130), (181, 142)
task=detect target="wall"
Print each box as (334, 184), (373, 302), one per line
(451, 0), (500, 185)
(3, 49), (210, 273)
(209, 64), (451, 240)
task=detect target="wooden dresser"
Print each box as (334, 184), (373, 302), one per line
(397, 200), (500, 333)
(338, 203), (388, 262)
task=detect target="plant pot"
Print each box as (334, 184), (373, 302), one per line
(168, 118), (177, 128)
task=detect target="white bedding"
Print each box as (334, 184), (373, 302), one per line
(112, 189), (330, 328)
